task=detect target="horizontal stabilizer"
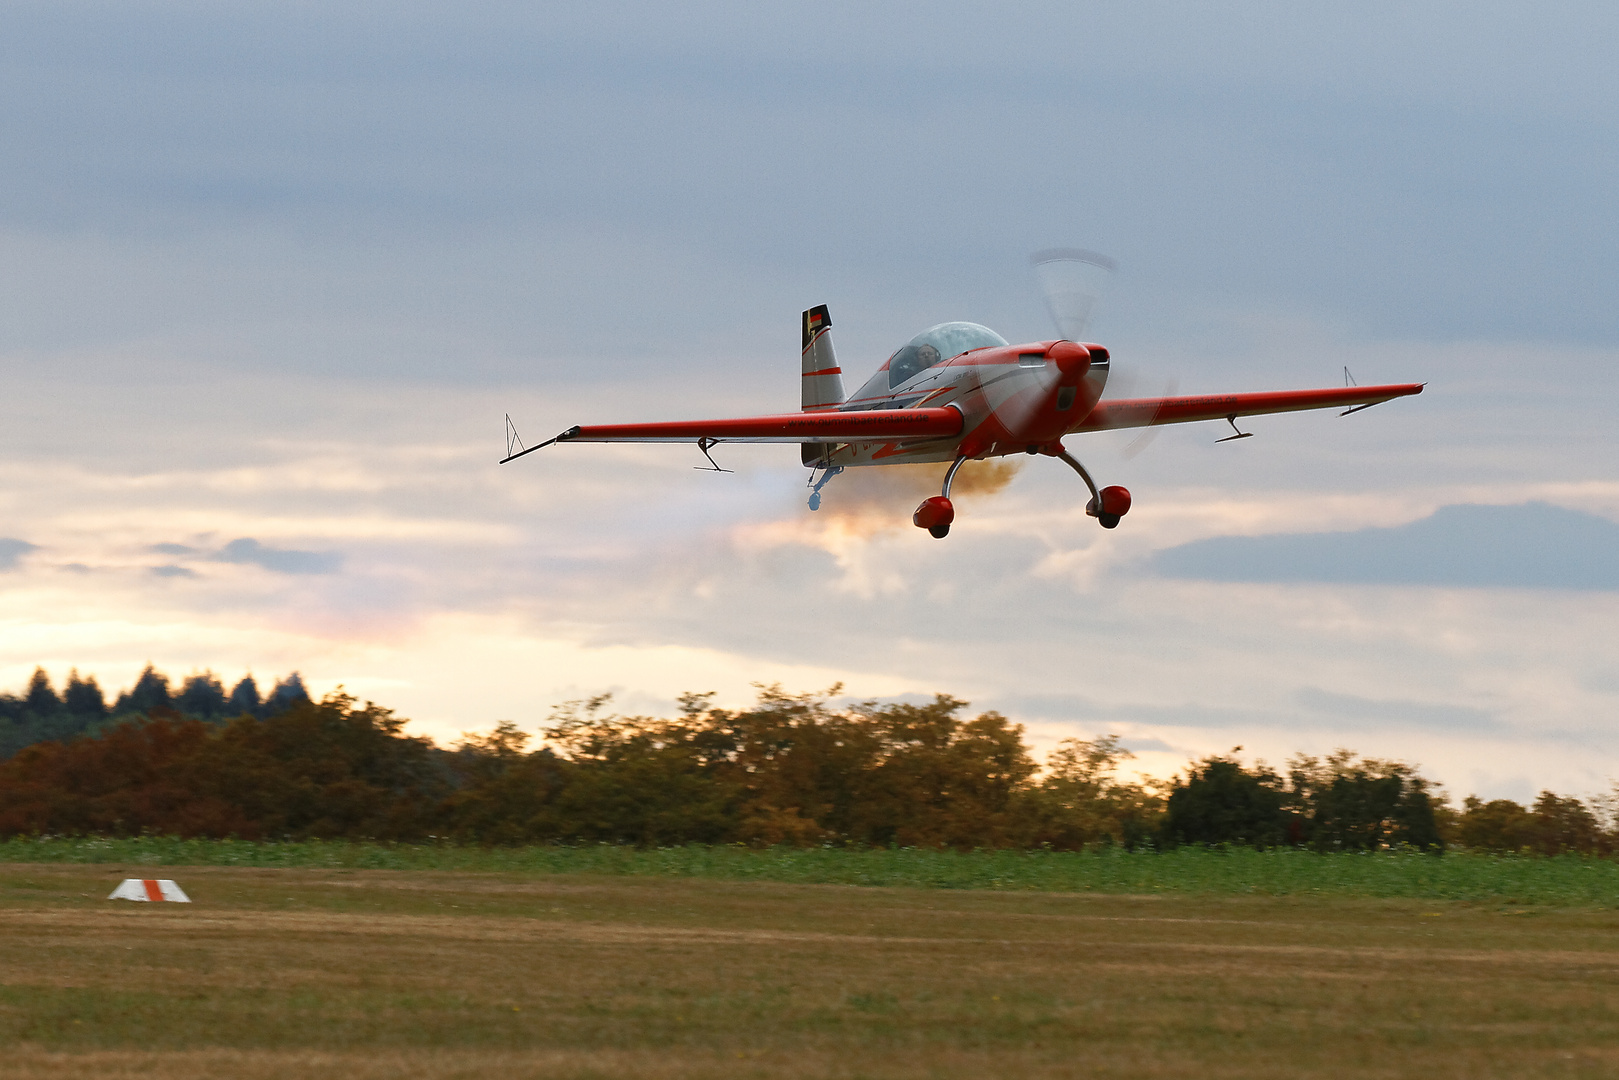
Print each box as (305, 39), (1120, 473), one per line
(558, 406), (963, 445)
(1075, 384), (1423, 432)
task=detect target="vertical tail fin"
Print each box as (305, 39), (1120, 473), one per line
(801, 305), (844, 411)
(801, 305), (844, 467)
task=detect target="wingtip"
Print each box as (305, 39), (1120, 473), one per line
(500, 425), (581, 464)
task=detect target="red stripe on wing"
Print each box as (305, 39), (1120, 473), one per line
(567, 406), (963, 444)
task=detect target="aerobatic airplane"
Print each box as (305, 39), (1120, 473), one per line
(502, 251), (1422, 538)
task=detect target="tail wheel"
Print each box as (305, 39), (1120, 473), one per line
(1097, 513), (1120, 529)
(929, 524), (951, 539)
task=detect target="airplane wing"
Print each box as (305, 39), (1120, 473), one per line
(502, 406), (963, 462)
(1073, 383), (1423, 432)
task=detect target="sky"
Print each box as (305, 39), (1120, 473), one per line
(2, 1), (1617, 802)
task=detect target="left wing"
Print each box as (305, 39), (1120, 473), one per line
(1074, 383), (1423, 432)
(502, 406), (963, 462)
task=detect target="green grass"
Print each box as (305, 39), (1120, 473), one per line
(5, 836), (1619, 905)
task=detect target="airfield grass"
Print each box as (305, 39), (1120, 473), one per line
(4, 855), (1619, 1078)
(5, 836), (1619, 905)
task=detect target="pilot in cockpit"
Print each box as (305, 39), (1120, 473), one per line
(888, 342), (941, 387)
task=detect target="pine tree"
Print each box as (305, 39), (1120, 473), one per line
(228, 675), (261, 716)
(115, 665), (172, 716)
(177, 672), (229, 719)
(23, 668), (59, 716)
(63, 670), (107, 719)
(265, 673), (310, 715)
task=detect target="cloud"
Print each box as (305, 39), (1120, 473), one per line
(1293, 687), (1501, 732)
(150, 565), (197, 579)
(0, 539), (38, 571)
(1151, 503), (1619, 590)
(150, 542), (197, 556)
(212, 538), (342, 575)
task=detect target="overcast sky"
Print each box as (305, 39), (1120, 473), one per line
(2, 1), (1617, 802)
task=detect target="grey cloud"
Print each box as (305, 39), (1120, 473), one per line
(212, 538), (341, 575)
(1579, 669), (1619, 694)
(2, 2), (1618, 376)
(150, 542), (197, 555)
(1293, 687), (1501, 732)
(1152, 503), (1619, 590)
(0, 539), (38, 571)
(150, 564), (198, 579)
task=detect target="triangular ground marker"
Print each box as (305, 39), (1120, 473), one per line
(108, 879), (190, 902)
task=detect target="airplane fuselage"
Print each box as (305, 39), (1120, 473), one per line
(819, 323), (1110, 467)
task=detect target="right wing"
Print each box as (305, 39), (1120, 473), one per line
(502, 406), (963, 462)
(1074, 383), (1423, 432)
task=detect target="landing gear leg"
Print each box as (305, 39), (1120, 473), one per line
(941, 455), (966, 499)
(1055, 448), (1129, 529)
(913, 455), (967, 538)
(806, 465), (843, 511)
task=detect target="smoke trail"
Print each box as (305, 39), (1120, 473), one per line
(806, 459), (1024, 537)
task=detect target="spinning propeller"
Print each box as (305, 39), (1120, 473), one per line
(1031, 247), (1115, 342)
(1030, 249), (1176, 458)
(963, 249), (1114, 449)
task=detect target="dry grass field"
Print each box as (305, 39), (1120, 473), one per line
(3, 863), (1618, 1079)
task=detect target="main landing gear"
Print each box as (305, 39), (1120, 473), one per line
(911, 456), (967, 538)
(911, 447), (1131, 538)
(1054, 448), (1132, 530)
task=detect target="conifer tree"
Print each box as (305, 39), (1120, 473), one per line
(177, 672), (228, 719)
(63, 670), (107, 719)
(265, 673), (310, 714)
(116, 665), (172, 715)
(23, 668), (59, 716)
(228, 675), (261, 716)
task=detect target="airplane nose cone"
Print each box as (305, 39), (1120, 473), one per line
(1046, 340), (1091, 378)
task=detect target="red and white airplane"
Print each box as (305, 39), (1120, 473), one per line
(503, 252), (1422, 538)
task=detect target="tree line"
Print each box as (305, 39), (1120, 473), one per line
(0, 665), (309, 759)
(0, 671), (1611, 854)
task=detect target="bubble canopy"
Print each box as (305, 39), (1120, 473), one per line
(887, 322), (1008, 387)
